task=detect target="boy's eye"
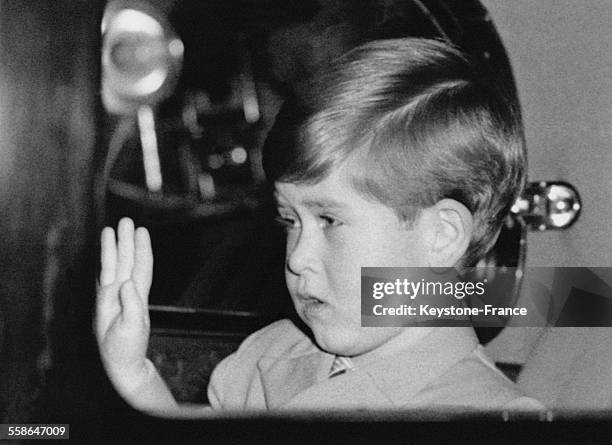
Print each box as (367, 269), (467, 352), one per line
(274, 215), (299, 231)
(319, 214), (342, 228)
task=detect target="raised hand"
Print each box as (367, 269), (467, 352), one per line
(95, 218), (208, 416)
(95, 217), (154, 399)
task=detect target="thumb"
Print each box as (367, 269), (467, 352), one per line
(119, 280), (144, 326)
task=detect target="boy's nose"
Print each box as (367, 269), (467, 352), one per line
(286, 228), (320, 275)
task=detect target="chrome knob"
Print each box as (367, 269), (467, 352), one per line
(511, 181), (581, 231)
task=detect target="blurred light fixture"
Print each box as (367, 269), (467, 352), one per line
(101, 1), (184, 192)
(101, 2), (183, 113)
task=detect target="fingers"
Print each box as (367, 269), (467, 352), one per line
(119, 280), (145, 326)
(133, 227), (153, 306)
(97, 226), (121, 334)
(96, 219), (152, 353)
(100, 227), (117, 287)
(116, 218), (135, 283)
(99, 217), (153, 303)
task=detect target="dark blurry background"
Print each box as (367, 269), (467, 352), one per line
(0, 0), (609, 434)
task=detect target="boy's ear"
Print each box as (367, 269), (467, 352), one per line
(427, 199), (473, 268)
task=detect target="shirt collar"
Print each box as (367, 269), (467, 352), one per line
(258, 324), (479, 409)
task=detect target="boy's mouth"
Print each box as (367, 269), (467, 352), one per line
(298, 292), (328, 320)
(297, 292), (325, 305)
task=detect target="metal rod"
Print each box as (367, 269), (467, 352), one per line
(137, 105), (163, 192)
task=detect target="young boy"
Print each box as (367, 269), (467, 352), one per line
(95, 38), (542, 416)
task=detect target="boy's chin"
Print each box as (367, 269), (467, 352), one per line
(309, 323), (407, 358)
(308, 324), (367, 357)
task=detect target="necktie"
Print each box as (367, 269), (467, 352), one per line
(329, 356), (354, 378)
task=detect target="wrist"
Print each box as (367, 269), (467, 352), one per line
(107, 358), (179, 411)
(105, 357), (152, 397)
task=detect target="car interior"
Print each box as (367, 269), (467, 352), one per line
(0, 0), (610, 442)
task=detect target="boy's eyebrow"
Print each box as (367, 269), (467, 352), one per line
(273, 192), (348, 211)
(301, 198), (349, 211)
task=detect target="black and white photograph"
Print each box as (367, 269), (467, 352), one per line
(0, 0), (610, 443)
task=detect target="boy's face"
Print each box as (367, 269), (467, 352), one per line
(274, 165), (435, 358)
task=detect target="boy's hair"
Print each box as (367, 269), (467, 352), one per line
(263, 38), (526, 266)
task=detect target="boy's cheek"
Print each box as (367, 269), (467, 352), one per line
(284, 273), (298, 294)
